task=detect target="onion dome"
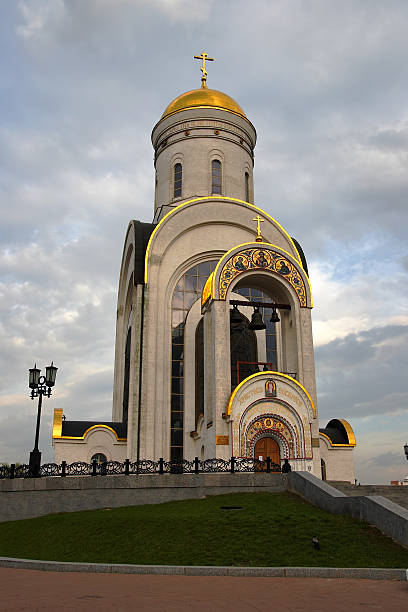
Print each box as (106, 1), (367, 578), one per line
(161, 85), (246, 119)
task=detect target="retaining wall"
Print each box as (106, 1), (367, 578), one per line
(0, 472), (285, 522)
(288, 472), (408, 548)
(1, 471), (407, 549)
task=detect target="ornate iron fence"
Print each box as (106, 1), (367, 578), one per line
(0, 457), (282, 479)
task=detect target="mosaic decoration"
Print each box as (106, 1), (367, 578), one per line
(265, 379), (276, 397)
(218, 247), (307, 306)
(243, 415), (295, 457)
(232, 397), (311, 459)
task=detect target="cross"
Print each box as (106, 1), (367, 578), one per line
(194, 52), (214, 87)
(253, 215), (265, 242)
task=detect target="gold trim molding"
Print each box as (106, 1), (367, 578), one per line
(52, 413), (126, 443)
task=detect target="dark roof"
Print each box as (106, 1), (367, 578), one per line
(61, 421), (127, 439)
(319, 419), (349, 445)
(291, 237), (309, 276)
(132, 220), (156, 285)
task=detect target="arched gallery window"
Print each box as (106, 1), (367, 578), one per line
(174, 163), (182, 198)
(211, 159), (222, 194)
(232, 287), (278, 387)
(171, 260), (218, 461)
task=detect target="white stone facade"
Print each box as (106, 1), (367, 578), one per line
(53, 80), (356, 482)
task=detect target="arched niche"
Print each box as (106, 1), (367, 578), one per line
(228, 269), (300, 379)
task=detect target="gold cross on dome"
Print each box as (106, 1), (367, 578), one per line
(194, 51), (214, 87)
(253, 215), (265, 242)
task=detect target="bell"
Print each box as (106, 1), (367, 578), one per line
(230, 304), (242, 324)
(270, 307), (280, 323)
(249, 306), (266, 330)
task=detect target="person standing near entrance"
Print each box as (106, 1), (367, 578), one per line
(282, 459), (291, 473)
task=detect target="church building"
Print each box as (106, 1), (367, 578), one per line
(53, 54), (356, 482)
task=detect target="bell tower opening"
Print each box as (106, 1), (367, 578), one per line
(230, 308), (257, 390)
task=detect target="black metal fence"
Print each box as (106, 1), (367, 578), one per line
(0, 457), (281, 479)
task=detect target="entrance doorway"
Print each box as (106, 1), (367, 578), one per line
(254, 437), (281, 465)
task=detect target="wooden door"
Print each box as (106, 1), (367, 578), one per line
(254, 437), (280, 465)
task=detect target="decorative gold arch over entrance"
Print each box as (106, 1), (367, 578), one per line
(241, 412), (302, 458)
(219, 245), (307, 305)
(202, 242), (313, 309)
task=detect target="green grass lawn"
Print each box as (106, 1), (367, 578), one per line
(1, 492), (407, 568)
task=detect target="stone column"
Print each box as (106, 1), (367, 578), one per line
(204, 300), (231, 459)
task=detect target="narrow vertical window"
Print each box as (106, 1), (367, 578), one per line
(174, 163), (182, 198)
(171, 260), (218, 461)
(211, 159), (222, 194)
(245, 172), (250, 201)
(122, 325), (131, 424)
(195, 318), (204, 428)
(321, 458), (327, 481)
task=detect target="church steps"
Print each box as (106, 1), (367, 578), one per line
(327, 482), (408, 511)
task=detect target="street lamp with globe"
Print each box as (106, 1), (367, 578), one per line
(28, 362), (58, 476)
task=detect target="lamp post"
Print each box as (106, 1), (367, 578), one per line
(28, 362), (58, 476)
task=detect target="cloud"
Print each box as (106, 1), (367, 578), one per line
(309, 258), (408, 346)
(17, 0), (68, 40)
(1, 1), (408, 484)
(315, 325), (408, 425)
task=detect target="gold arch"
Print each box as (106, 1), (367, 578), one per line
(319, 432), (356, 448)
(52, 412), (126, 442)
(210, 242), (311, 307)
(339, 419), (357, 446)
(144, 197), (303, 283)
(225, 371), (316, 417)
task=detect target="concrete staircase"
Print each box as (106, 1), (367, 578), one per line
(327, 482), (408, 511)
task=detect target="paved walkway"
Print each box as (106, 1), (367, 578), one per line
(0, 568), (407, 611)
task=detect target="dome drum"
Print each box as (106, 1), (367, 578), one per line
(152, 107), (257, 154)
(152, 103), (257, 211)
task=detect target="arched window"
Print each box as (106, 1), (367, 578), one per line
(174, 163), (182, 198)
(211, 159), (222, 194)
(245, 172), (250, 201)
(91, 453), (107, 465)
(122, 325), (131, 424)
(91, 453), (107, 475)
(171, 260), (218, 461)
(235, 287), (278, 375)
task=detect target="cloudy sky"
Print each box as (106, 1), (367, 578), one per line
(1, 0), (407, 483)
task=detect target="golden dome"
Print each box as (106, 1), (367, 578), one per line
(162, 86), (246, 119)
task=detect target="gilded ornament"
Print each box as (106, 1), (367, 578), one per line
(218, 246), (307, 306)
(193, 51), (214, 87)
(252, 215), (265, 242)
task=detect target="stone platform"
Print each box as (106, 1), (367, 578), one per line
(1, 472), (407, 549)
